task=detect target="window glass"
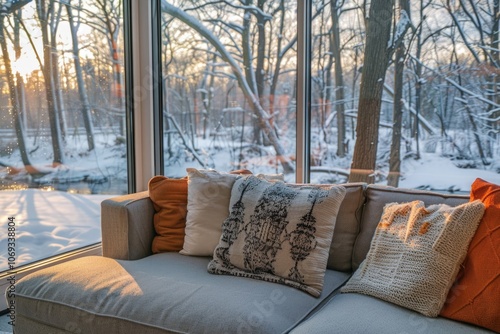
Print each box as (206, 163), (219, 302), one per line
(161, 0), (297, 179)
(310, 1), (500, 191)
(0, 0), (127, 272)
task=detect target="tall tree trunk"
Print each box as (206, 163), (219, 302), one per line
(269, 0), (285, 122)
(388, 0), (410, 187)
(489, 0), (499, 141)
(50, 2), (67, 141)
(13, 11), (28, 131)
(330, 1), (346, 157)
(241, 1), (261, 145)
(412, 9), (424, 160)
(457, 74), (489, 165)
(96, 0), (124, 134)
(256, 0), (266, 102)
(37, 0), (64, 165)
(200, 53), (216, 140)
(0, 16), (38, 174)
(66, 1), (95, 151)
(256, 0), (269, 145)
(349, 0), (394, 183)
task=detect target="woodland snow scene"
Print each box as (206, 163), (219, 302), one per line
(1, 0), (500, 271)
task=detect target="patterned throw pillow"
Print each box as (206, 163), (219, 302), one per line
(341, 200), (485, 317)
(208, 176), (346, 297)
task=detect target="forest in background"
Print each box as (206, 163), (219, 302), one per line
(161, 0), (500, 188)
(0, 0), (125, 193)
(0, 0), (498, 193)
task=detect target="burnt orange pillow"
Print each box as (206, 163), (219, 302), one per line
(148, 170), (252, 253)
(440, 178), (500, 332)
(148, 176), (188, 253)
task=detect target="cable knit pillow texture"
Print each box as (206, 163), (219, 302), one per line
(341, 200), (485, 317)
(149, 176), (188, 253)
(181, 169), (282, 256)
(207, 176), (346, 297)
(440, 178), (500, 332)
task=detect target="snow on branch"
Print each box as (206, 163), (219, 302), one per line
(388, 9), (411, 51)
(383, 83), (436, 135)
(161, 0), (270, 121)
(221, 1), (273, 21)
(409, 54), (500, 109)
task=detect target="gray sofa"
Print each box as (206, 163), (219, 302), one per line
(9, 184), (494, 333)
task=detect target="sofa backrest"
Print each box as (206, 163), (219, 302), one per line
(326, 183), (366, 272)
(351, 185), (469, 271)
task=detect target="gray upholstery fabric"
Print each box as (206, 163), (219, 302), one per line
(101, 191), (155, 260)
(326, 183), (365, 272)
(352, 185), (469, 270)
(13, 253), (349, 333)
(13, 314), (180, 334)
(101, 186), (366, 273)
(290, 293), (494, 334)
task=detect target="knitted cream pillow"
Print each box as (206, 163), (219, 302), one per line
(342, 200), (485, 316)
(208, 176), (346, 297)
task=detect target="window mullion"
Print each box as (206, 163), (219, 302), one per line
(296, 0), (312, 183)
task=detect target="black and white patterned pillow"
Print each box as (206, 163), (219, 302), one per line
(208, 176), (346, 297)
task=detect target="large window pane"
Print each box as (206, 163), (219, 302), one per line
(0, 0), (127, 272)
(161, 1), (297, 179)
(310, 1), (500, 191)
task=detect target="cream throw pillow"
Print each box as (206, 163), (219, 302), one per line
(208, 176), (346, 297)
(181, 169), (282, 256)
(342, 200), (485, 316)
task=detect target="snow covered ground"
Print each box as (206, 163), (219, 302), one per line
(398, 153), (500, 192)
(0, 190), (112, 272)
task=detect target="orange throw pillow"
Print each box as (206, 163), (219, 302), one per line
(440, 178), (500, 332)
(148, 170), (252, 253)
(148, 176), (188, 253)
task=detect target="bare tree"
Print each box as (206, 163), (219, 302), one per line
(36, 0), (64, 165)
(81, 0), (124, 134)
(388, 0), (411, 187)
(0, 1), (39, 174)
(490, 0), (500, 140)
(349, 0), (395, 183)
(330, 0), (347, 157)
(162, 1), (295, 173)
(66, 0), (95, 151)
(49, 1), (68, 140)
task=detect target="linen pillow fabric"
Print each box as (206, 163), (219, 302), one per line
(208, 176), (346, 297)
(341, 200), (485, 317)
(181, 168), (278, 256)
(148, 176), (188, 253)
(440, 178), (500, 333)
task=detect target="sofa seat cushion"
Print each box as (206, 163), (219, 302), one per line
(290, 293), (494, 334)
(14, 253), (350, 333)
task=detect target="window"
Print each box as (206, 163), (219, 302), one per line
(158, 0), (500, 191)
(0, 0), (129, 273)
(159, 0), (297, 179)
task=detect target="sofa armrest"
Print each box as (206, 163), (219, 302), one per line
(101, 191), (155, 260)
